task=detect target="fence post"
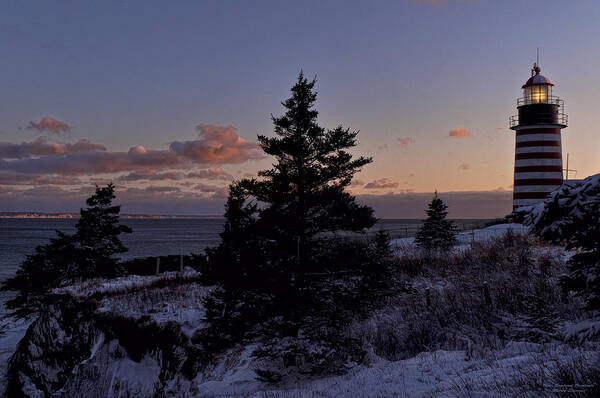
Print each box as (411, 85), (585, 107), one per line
(155, 257), (160, 275)
(180, 254), (184, 272)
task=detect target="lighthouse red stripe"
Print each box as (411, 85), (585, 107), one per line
(513, 178), (563, 186)
(513, 192), (555, 199)
(515, 152), (562, 160)
(515, 140), (561, 148)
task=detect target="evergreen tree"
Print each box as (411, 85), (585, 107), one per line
(200, 72), (376, 350)
(1, 184), (131, 316)
(1, 231), (78, 317)
(415, 192), (457, 250)
(71, 183), (132, 279)
(526, 174), (600, 310)
(374, 228), (392, 258)
(237, 71), (375, 286)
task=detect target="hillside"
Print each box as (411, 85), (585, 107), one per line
(2, 224), (598, 397)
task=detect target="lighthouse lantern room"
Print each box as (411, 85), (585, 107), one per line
(509, 63), (568, 210)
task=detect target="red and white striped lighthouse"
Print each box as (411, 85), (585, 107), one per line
(509, 63), (568, 210)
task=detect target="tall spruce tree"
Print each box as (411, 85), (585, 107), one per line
(200, 72), (376, 348)
(415, 192), (457, 250)
(1, 183), (131, 316)
(241, 71), (375, 285)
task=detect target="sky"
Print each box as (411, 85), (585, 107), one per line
(1, 0), (599, 218)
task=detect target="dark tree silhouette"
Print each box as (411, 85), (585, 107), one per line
(72, 183), (132, 279)
(526, 176), (600, 310)
(415, 192), (457, 250)
(200, 72), (376, 350)
(245, 71), (375, 284)
(1, 183), (131, 316)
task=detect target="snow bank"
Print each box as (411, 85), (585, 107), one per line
(391, 223), (528, 250)
(199, 343), (599, 397)
(53, 267), (201, 299)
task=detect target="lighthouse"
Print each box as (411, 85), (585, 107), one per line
(509, 63), (568, 210)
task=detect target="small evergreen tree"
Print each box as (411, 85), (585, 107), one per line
(415, 192), (457, 250)
(1, 183), (131, 316)
(374, 228), (392, 258)
(71, 183), (132, 279)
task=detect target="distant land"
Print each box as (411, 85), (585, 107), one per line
(0, 212), (224, 219)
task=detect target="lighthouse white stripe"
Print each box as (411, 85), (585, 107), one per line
(516, 146), (562, 154)
(514, 172), (563, 179)
(515, 159), (562, 167)
(513, 198), (545, 206)
(514, 185), (561, 193)
(516, 134), (561, 143)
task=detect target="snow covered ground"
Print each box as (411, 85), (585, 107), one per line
(3, 222), (600, 397)
(192, 342), (599, 397)
(391, 223), (529, 250)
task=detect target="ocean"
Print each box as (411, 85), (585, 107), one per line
(0, 218), (489, 312)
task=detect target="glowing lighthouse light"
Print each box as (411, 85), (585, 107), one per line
(509, 62), (568, 210)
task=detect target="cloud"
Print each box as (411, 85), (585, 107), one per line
(397, 137), (415, 149)
(493, 187), (506, 192)
(169, 123), (264, 164)
(459, 163), (470, 170)
(185, 167), (231, 180)
(0, 172), (82, 186)
(111, 168), (232, 183)
(449, 126), (472, 138)
(350, 179), (365, 187)
(0, 147), (182, 175)
(116, 171), (184, 182)
(1, 122), (261, 177)
(0, 137), (106, 159)
(358, 190), (513, 219)
(27, 117), (71, 135)
(0, 184), (513, 219)
(364, 178), (399, 189)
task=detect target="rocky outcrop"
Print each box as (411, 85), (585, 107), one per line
(4, 297), (205, 397)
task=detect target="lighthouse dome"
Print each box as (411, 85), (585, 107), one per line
(522, 64), (553, 88)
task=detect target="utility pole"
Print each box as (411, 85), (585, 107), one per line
(563, 153), (577, 182)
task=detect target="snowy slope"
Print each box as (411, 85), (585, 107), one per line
(391, 223), (528, 249)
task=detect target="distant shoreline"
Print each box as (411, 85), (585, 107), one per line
(0, 212), (225, 219)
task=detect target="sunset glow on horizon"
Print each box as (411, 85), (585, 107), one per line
(1, 0), (599, 218)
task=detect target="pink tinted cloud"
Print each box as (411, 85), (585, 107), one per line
(1, 122), (261, 176)
(397, 137), (415, 149)
(449, 126), (472, 138)
(0, 147), (183, 175)
(459, 163), (470, 170)
(116, 168), (231, 182)
(27, 117), (71, 135)
(116, 171), (184, 182)
(364, 178), (399, 189)
(350, 179), (365, 187)
(185, 167), (231, 180)
(169, 123), (264, 164)
(0, 137), (106, 159)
